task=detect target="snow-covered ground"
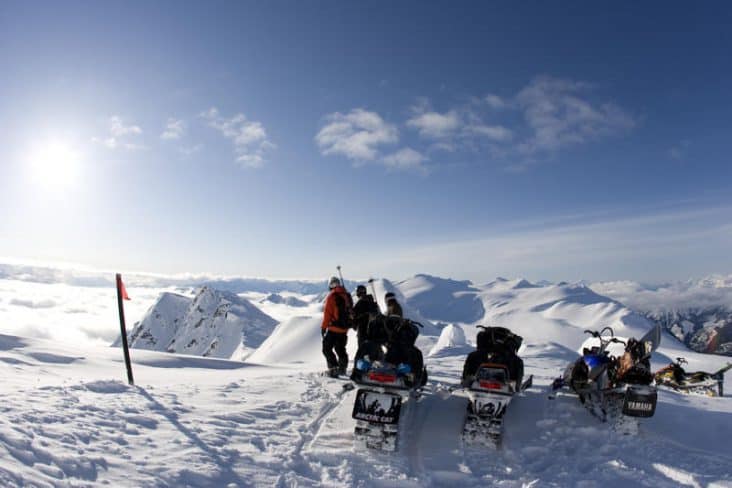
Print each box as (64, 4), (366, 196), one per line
(1, 272), (731, 486)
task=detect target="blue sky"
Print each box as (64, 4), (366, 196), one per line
(1, 1), (731, 282)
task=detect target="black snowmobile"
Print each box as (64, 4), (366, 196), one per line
(553, 325), (661, 433)
(654, 357), (731, 397)
(459, 326), (532, 447)
(350, 314), (427, 452)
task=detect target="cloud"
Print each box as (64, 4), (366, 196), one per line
(10, 298), (57, 309)
(382, 147), (428, 171)
(465, 124), (513, 142)
(109, 116), (142, 137)
(93, 116), (144, 150)
(515, 76), (636, 156)
(403, 76), (635, 170)
(315, 108), (398, 161)
(179, 144), (203, 156)
(375, 205), (732, 282)
(669, 140), (691, 160)
(406, 108), (461, 140)
(161, 118), (185, 140)
(483, 94), (507, 109)
(200, 107), (274, 168)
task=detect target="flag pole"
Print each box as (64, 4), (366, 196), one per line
(116, 273), (135, 385)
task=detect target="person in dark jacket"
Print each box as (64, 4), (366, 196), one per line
(385, 292), (403, 317)
(321, 276), (353, 377)
(353, 285), (379, 347)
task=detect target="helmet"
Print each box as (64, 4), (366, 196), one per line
(328, 276), (341, 289)
(384, 292), (396, 303)
(356, 285), (367, 297)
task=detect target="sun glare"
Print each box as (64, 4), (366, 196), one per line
(28, 140), (82, 188)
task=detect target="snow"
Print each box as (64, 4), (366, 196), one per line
(0, 272), (731, 486)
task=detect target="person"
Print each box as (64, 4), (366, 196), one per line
(353, 285), (379, 348)
(352, 308), (427, 388)
(321, 276), (353, 377)
(462, 326), (524, 389)
(384, 292), (403, 317)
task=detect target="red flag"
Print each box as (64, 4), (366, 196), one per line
(119, 275), (131, 301)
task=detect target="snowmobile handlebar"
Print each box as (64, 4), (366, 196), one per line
(583, 326), (615, 339)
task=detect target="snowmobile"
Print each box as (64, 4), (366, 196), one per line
(461, 363), (533, 447)
(654, 357), (731, 397)
(459, 326), (532, 447)
(350, 316), (427, 452)
(552, 325), (661, 432)
(350, 359), (424, 452)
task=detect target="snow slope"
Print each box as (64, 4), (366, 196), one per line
(0, 275), (731, 486)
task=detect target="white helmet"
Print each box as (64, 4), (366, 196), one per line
(328, 276), (341, 289)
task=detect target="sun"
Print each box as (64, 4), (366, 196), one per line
(28, 140), (81, 188)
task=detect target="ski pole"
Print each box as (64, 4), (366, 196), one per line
(336, 265), (347, 292)
(368, 277), (382, 313)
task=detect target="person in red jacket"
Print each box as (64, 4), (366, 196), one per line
(321, 276), (353, 377)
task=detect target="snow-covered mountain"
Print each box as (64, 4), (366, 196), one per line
(1, 272), (731, 487)
(119, 286), (278, 360)
(592, 276), (732, 356)
(260, 293), (308, 307)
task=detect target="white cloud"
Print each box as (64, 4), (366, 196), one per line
(375, 205), (732, 282)
(382, 147), (427, 171)
(179, 144), (203, 156)
(93, 116), (144, 150)
(465, 124), (513, 142)
(109, 116), (142, 137)
(483, 94), (507, 109)
(515, 76), (636, 156)
(161, 118), (185, 140)
(200, 107), (274, 168)
(406, 109), (461, 139)
(315, 108), (398, 161)
(669, 140), (690, 160)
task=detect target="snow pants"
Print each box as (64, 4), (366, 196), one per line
(322, 330), (348, 372)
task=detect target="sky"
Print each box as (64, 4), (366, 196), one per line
(1, 1), (731, 283)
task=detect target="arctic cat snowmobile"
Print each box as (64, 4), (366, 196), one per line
(654, 357), (731, 397)
(459, 326), (532, 447)
(350, 360), (424, 452)
(553, 325), (661, 432)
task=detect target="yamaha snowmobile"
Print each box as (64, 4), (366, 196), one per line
(553, 325), (661, 432)
(654, 357), (731, 397)
(459, 326), (532, 447)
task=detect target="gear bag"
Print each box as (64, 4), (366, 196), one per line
(476, 326), (522, 354)
(332, 292), (354, 330)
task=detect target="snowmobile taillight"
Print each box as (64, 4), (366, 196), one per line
(368, 372), (397, 383)
(479, 380), (504, 390)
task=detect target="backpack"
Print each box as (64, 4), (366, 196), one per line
(476, 326), (522, 354)
(332, 291), (354, 329)
(391, 318), (419, 347)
